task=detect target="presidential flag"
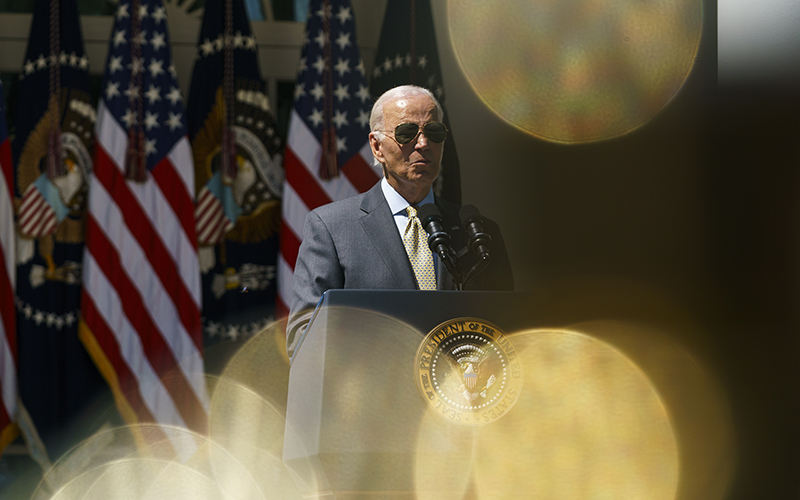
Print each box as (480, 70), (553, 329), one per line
(277, 0), (380, 317)
(370, 0), (461, 204)
(11, 0), (105, 462)
(80, 0), (209, 453)
(187, 0), (284, 359)
(0, 79), (17, 454)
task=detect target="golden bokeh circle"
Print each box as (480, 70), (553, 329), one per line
(447, 0), (703, 142)
(208, 318), (309, 499)
(472, 328), (679, 499)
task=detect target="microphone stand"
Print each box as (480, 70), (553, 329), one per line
(418, 204), (464, 290)
(427, 226), (464, 290)
(460, 204), (492, 286)
(419, 203), (494, 291)
(463, 254), (490, 285)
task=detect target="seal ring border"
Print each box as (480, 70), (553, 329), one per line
(413, 317), (523, 426)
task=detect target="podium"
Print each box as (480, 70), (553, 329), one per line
(282, 290), (535, 499)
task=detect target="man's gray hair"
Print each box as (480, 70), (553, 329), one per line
(369, 85), (444, 168)
(370, 85), (444, 138)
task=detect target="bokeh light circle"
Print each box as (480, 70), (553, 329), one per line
(447, 0), (703, 142)
(209, 318), (310, 499)
(32, 424), (265, 500)
(472, 328), (679, 499)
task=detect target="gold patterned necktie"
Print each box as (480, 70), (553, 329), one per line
(403, 206), (437, 290)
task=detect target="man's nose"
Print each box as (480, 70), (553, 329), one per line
(415, 131), (430, 148)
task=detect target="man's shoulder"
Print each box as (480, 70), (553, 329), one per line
(311, 182), (382, 219)
(312, 190), (369, 218)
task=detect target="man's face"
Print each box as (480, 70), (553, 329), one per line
(369, 95), (444, 203)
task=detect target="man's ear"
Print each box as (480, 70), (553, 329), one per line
(369, 132), (384, 163)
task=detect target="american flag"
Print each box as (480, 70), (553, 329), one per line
(277, 0), (380, 316)
(80, 0), (209, 452)
(17, 186), (58, 238)
(0, 78), (18, 452)
(194, 187), (235, 245)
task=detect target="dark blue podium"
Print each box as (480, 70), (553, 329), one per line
(282, 290), (534, 499)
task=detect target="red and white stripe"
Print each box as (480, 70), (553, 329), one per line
(17, 186), (57, 238)
(81, 103), (208, 451)
(195, 186), (234, 246)
(0, 135), (17, 447)
(277, 109), (380, 316)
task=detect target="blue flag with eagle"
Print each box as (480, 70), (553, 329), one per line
(11, 0), (107, 463)
(187, 0), (284, 358)
(370, 0), (461, 204)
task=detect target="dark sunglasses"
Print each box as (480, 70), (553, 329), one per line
(386, 122), (448, 144)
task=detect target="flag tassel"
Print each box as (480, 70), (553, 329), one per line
(320, 126), (338, 180)
(125, 128), (147, 182)
(221, 0), (237, 185)
(318, 0), (338, 180)
(46, 0), (63, 179)
(221, 125), (237, 183)
(46, 124), (62, 179)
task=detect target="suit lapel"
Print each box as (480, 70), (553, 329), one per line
(359, 183), (418, 289)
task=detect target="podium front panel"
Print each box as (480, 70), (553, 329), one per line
(283, 291), (535, 497)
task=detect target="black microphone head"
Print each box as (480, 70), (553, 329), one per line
(459, 204), (481, 225)
(460, 204), (492, 258)
(417, 203), (450, 251)
(417, 203), (442, 224)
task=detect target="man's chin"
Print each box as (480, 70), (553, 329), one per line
(410, 174), (436, 187)
(410, 166), (439, 179)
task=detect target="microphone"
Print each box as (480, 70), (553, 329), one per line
(417, 203), (463, 287)
(459, 205), (492, 282)
(459, 205), (492, 259)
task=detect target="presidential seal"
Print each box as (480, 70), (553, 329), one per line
(414, 318), (523, 425)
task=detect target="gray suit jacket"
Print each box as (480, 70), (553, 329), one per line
(286, 182), (514, 351)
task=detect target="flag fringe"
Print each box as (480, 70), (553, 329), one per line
(0, 422), (19, 454)
(78, 320), (157, 456)
(78, 319), (140, 427)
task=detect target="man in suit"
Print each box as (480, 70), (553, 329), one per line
(287, 85), (513, 353)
